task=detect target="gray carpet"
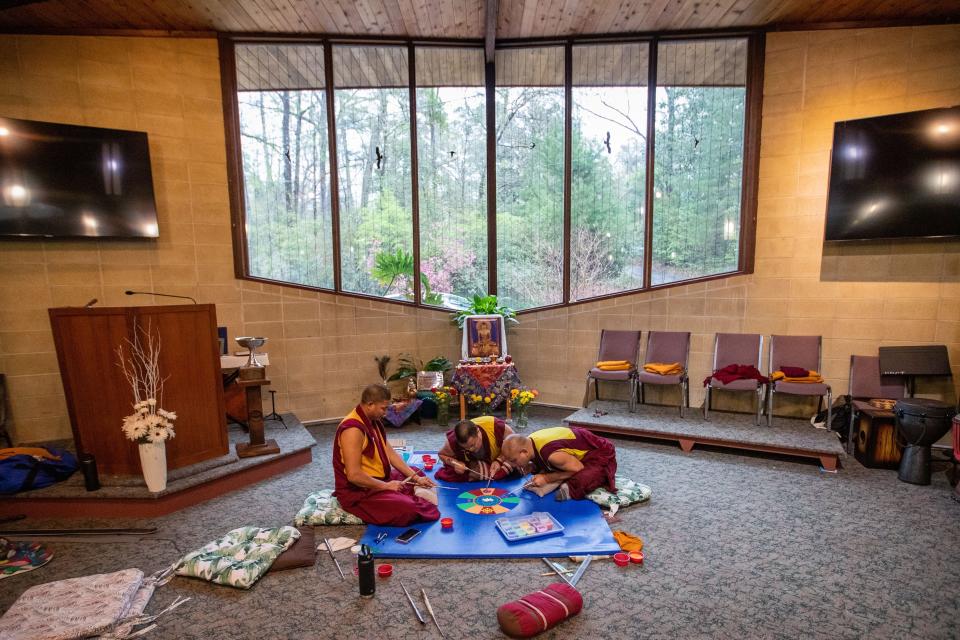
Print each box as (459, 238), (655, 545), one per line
(1, 406), (958, 639)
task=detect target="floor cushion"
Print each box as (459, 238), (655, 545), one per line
(175, 526), (299, 589)
(0, 568), (150, 640)
(268, 526), (316, 572)
(294, 489), (364, 526)
(0, 538), (53, 580)
(586, 476), (652, 509)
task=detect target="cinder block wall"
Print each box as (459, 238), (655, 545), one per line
(1, 26), (958, 443)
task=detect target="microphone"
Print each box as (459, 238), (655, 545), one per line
(83, 298), (98, 308)
(125, 290), (197, 305)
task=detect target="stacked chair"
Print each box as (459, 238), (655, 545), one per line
(636, 331), (691, 416)
(584, 330), (641, 412)
(766, 335), (831, 428)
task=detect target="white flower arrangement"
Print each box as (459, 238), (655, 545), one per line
(117, 324), (177, 445)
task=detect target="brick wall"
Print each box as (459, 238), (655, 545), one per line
(1, 26), (958, 443)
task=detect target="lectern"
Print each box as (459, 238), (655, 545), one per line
(49, 304), (228, 476)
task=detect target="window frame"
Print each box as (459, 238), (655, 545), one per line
(220, 31), (763, 314)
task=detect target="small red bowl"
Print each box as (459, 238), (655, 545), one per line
(424, 462), (435, 471)
(440, 517), (453, 530)
(629, 551), (644, 564)
(613, 552), (630, 567)
(377, 564), (393, 578)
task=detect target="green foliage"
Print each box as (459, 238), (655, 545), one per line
(387, 353), (454, 381)
(451, 294), (518, 328)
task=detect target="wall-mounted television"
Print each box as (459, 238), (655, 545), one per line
(824, 106), (960, 242)
(0, 117), (159, 239)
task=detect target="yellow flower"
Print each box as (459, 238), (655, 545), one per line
(483, 396), (492, 403)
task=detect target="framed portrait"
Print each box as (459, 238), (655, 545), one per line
(416, 371), (444, 391)
(461, 314), (507, 359)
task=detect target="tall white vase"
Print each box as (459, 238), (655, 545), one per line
(138, 441), (167, 492)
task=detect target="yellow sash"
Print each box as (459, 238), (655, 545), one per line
(473, 415), (501, 460)
(338, 408), (386, 479)
(529, 426), (587, 460)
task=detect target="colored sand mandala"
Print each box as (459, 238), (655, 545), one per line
(456, 487), (520, 515)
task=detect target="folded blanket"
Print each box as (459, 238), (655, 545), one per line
(779, 366), (809, 378)
(0, 447), (64, 462)
(704, 364), (769, 387)
(771, 370), (823, 383)
(643, 362), (683, 375)
(596, 360), (633, 371)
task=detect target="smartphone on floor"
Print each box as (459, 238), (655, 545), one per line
(395, 528), (422, 544)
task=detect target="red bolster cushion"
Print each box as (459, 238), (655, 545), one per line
(497, 582), (583, 638)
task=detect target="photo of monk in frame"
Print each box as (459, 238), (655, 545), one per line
(466, 317), (503, 358)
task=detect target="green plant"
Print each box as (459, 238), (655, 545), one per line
(451, 294), (518, 328)
(386, 354), (454, 382)
(372, 249), (443, 306)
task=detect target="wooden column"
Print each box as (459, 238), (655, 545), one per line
(235, 378), (279, 458)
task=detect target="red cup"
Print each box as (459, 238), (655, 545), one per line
(377, 564), (393, 578)
(629, 551), (644, 564)
(424, 462), (435, 471)
(440, 517), (453, 530)
(613, 552), (630, 567)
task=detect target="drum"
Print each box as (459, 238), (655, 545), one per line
(894, 399), (956, 485)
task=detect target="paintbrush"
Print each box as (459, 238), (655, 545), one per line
(421, 588), (445, 638)
(400, 580), (426, 624)
(324, 538), (345, 580)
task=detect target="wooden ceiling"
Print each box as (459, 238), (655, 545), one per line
(0, 0), (956, 38)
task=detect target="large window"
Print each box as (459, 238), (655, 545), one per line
(651, 39), (747, 285)
(235, 44), (334, 289)
(228, 35), (756, 311)
(571, 43), (649, 301)
(415, 47), (487, 308)
(333, 45), (414, 299)
(495, 47), (565, 311)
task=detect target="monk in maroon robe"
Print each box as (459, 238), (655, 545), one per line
(501, 426), (617, 501)
(435, 416), (516, 482)
(333, 384), (440, 526)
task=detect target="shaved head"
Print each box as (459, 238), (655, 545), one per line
(501, 434), (533, 466)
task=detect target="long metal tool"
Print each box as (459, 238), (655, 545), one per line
(569, 555), (592, 586)
(400, 580), (426, 624)
(541, 558), (574, 587)
(421, 588), (445, 638)
(324, 538), (345, 580)
(0, 527), (157, 536)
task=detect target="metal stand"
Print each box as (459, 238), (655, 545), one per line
(265, 389), (286, 428)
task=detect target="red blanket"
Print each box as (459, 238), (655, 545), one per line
(703, 364), (769, 387)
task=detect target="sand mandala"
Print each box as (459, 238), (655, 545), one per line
(455, 487), (521, 515)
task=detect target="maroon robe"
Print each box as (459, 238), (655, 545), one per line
(532, 427), (617, 500)
(435, 418), (513, 482)
(332, 405), (439, 526)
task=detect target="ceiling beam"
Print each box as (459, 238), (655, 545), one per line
(485, 0), (497, 63)
(0, 0), (47, 10)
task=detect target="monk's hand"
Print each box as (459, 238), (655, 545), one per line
(382, 480), (404, 492)
(488, 460), (502, 479)
(529, 474), (548, 487)
(414, 475), (436, 488)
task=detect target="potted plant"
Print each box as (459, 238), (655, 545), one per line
(510, 387), (539, 431)
(451, 294), (518, 329)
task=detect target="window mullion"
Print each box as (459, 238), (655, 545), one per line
(562, 42), (572, 305)
(323, 40), (342, 293)
(408, 44), (422, 306)
(642, 38), (658, 291)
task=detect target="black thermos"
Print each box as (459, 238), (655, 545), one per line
(358, 544), (375, 598)
(79, 453), (100, 491)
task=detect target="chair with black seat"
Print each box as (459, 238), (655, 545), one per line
(766, 335), (831, 428)
(636, 331), (690, 416)
(847, 355), (905, 455)
(583, 330), (642, 412)
(704, 333), (766, 425)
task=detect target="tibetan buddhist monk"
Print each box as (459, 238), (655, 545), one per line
(435, 416), (516, 482)
(501, 426), (617, 501)
(333, 384), (440, 526)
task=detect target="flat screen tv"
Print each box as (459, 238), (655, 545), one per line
(0, 117), (159, 238)
(824, 106), (960, 242)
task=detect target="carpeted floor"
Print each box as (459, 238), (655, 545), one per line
(1, 405), (958, 639)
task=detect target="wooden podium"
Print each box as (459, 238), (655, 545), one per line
(49, 304), (228, 476)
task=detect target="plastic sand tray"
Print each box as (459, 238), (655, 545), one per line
(359, 452), (621, 559)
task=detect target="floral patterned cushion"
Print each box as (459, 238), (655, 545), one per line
(586, 476), (652, 509)
(175, 526), (299, 589)
(0, 568), (148, 640)
(294, 489), (364, 526)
